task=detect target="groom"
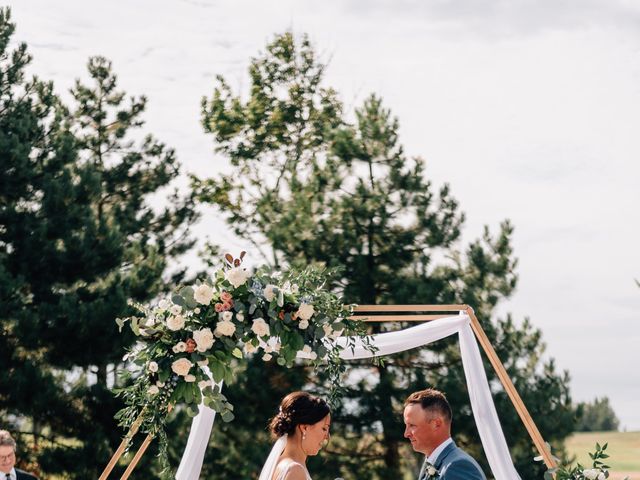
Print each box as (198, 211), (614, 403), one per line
(403, 388), (486, 480)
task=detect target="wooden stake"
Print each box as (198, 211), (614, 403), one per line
(99, 412), (145, 480)
(120, 434), (154, 480)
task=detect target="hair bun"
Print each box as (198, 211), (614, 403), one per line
(270, 411), (295, 437)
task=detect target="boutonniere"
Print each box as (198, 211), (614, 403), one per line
(425, 462), (440, 479)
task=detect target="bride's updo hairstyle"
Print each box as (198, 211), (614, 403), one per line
(269, 391), (330, 439)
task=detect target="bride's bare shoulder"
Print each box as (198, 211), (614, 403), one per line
(282, 463), (308, 480)
(274, 461), (309, 480)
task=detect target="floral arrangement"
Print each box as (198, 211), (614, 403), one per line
(423, 461), (440, 479)
(539, 443), (628, 480)
(114, 253), (374, 473)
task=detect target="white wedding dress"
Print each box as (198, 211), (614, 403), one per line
(272, 459), (312, 480)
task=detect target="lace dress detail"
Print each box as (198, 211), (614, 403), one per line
(272, 459), (312, 480)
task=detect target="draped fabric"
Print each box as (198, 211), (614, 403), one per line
(176, 313), (522, 480)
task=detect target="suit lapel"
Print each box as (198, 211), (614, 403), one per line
(434, 441), (457, 470)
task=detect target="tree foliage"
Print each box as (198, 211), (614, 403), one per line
(0, 8), (197, 477)
(575, 397), (620, 432)
(195, 32), (575, 480)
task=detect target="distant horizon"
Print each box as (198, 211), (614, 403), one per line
(8, 0), (640, 430)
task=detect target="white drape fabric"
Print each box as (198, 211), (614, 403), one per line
(176, 313), (522, 480)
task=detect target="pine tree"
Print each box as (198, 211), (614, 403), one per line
(0, 9), (198, 477)
(195, 32), (575, 480)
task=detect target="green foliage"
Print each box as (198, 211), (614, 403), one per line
(540, 442), (629, 480)
(575, 397), (620, 432)
(0, 8), (197, 478)
(195, 31), (576, 479)
(115, 259), (374, 477)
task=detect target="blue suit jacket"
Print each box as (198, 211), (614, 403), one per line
(419, 441), (486, 480)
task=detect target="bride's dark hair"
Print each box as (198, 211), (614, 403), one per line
(269, 391), (330, 438)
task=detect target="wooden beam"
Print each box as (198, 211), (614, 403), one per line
(353, 304), (468, 312)
(120, 434), (154, 480)
(99, 411), (145, 480)
(465, 307), (556, 469)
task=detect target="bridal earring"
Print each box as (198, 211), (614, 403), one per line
(302, 431), (307, 440)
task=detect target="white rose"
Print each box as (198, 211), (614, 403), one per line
(156, 381), (165, 387)
(158, 299), (171, 310)
(297, 303), (315, 321)
(251, 318), (270, 337)
(583, 470), (597, 480)
(194, 283), (215, 305)
(167, 314), (186, 331)
(263, 284), (277, 302)
(197, 359), (209, 366)
(147, 361), (159, 373)
(225, 267), (250, 288)
(427, 466), (437, 476)
(171, 358), (193, 376)
(262, 353), (272, 361)
(148, 385), (159, 395)
(170, 304), (182, 315)
(222, 311), (233, 322)
(172, 341), (187, 353)
(145, 316), (156, 327)
(193, 328), (215, 352)
(298, 319), (309, 330)
(184, 374), (196, 382)
(264, 345), (273, 353)
(198, 379), (212, 390)
(236, 312), (245, 322)
(244, 342), (258, 354)
(215, 319), (236, 337)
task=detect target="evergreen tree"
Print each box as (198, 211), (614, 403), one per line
(0, 9), (198, 477)
(195, 32), (574, 480)
(575, 397), (620, 432)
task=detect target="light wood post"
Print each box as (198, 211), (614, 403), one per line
(465, 306), (556, 469)
(99, 412), (146, 480)
(120, 434), (154, 480)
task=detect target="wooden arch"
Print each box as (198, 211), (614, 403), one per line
(99, 304), (555, 479)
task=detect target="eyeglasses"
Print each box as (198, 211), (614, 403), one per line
(0, 451), (15, 461)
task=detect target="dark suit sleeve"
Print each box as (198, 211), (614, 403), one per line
(442, 459), (485, 480)
(16, 470), (39, 480)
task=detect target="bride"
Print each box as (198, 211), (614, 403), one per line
(259, 391), (331, 480)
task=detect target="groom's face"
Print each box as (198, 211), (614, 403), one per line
(403, 404), (440, 455)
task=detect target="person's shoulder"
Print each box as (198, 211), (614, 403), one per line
(280, 462), (308, 480)
(15, 469), (39, 480)
(444, 451), (485, 480)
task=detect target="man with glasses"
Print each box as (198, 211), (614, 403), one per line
(0, 431), (37, 480)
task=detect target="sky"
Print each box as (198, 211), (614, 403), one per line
(8, 0), (640, 430)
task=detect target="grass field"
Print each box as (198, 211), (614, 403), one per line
(565, 431), (640, 480)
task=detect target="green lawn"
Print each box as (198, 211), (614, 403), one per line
(565, 431), (640, 473)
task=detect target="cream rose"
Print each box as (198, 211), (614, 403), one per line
(194, 283), (215, 305)
(166, 314), (186, 331)
(262, 353), (272, 362)
(225, 267), (250, 288)
(171, 358), (193, 376)
(298, 319), (309, 330)
(251, 317), (270, 337)
(147, 361), (159, 373)
(215, 319), (236, 337)
(148, 385), (159, 395)
(170, 304), (182, 315)
(296, 303), (315, 321)
(193, 328), (215, 352)
(263, 284), (277, 302)
(244, 342), (258, 354)
(222, 311), (233, 322)
(172, 341), (187, 353)
(158, 299), (171, 310)
(184, 374), (196, 382)
(198, 379), (212, 390)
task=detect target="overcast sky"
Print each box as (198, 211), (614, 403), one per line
(9, 0), (640, 431)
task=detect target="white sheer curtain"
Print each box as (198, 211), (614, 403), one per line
(176, 313), (522, 480)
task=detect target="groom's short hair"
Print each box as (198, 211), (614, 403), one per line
(404, 388), (452, 422)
